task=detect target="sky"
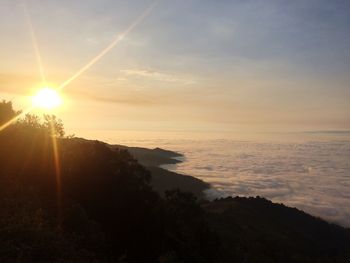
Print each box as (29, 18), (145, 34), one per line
(1, 0), (350, 137)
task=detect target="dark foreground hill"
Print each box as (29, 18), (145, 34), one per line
(205, 197), (350, 262)
(0, 101), (349, 262)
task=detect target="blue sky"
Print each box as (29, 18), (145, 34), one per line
(0, 0), (349, 135)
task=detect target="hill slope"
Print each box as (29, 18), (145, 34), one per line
(205, 197), (350, 262)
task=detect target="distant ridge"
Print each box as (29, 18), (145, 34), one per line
(109, 142), (210, 198)
(112, 144), (183, 167)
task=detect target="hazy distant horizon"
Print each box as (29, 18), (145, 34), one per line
(69, 128), (350, 145)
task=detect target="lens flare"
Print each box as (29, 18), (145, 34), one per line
(58, 0), (161, 91)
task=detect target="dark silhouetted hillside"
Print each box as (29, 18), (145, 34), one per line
(147, 166), (209, 198)
(204, 197), (350, 262)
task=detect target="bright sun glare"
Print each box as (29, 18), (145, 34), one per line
(32, 88), (62, 110)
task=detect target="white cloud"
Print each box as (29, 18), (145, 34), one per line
(158, 139), (350, 227)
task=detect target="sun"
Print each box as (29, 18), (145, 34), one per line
(32, 87), (62, 110)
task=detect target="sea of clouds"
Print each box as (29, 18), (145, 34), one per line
(113, 134), (350, 227)
(162, 139), (350, 227)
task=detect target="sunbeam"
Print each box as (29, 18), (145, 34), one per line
(58, 0), (161, 91)
(0, 107), (33, 132)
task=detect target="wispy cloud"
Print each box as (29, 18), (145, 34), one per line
(120, 69), (196, 85)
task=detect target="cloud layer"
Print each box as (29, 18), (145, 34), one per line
(140, 137), (350, 227)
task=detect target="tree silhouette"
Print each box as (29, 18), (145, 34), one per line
(0, 100), (21, 125)
(43, 114), (65, 137)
